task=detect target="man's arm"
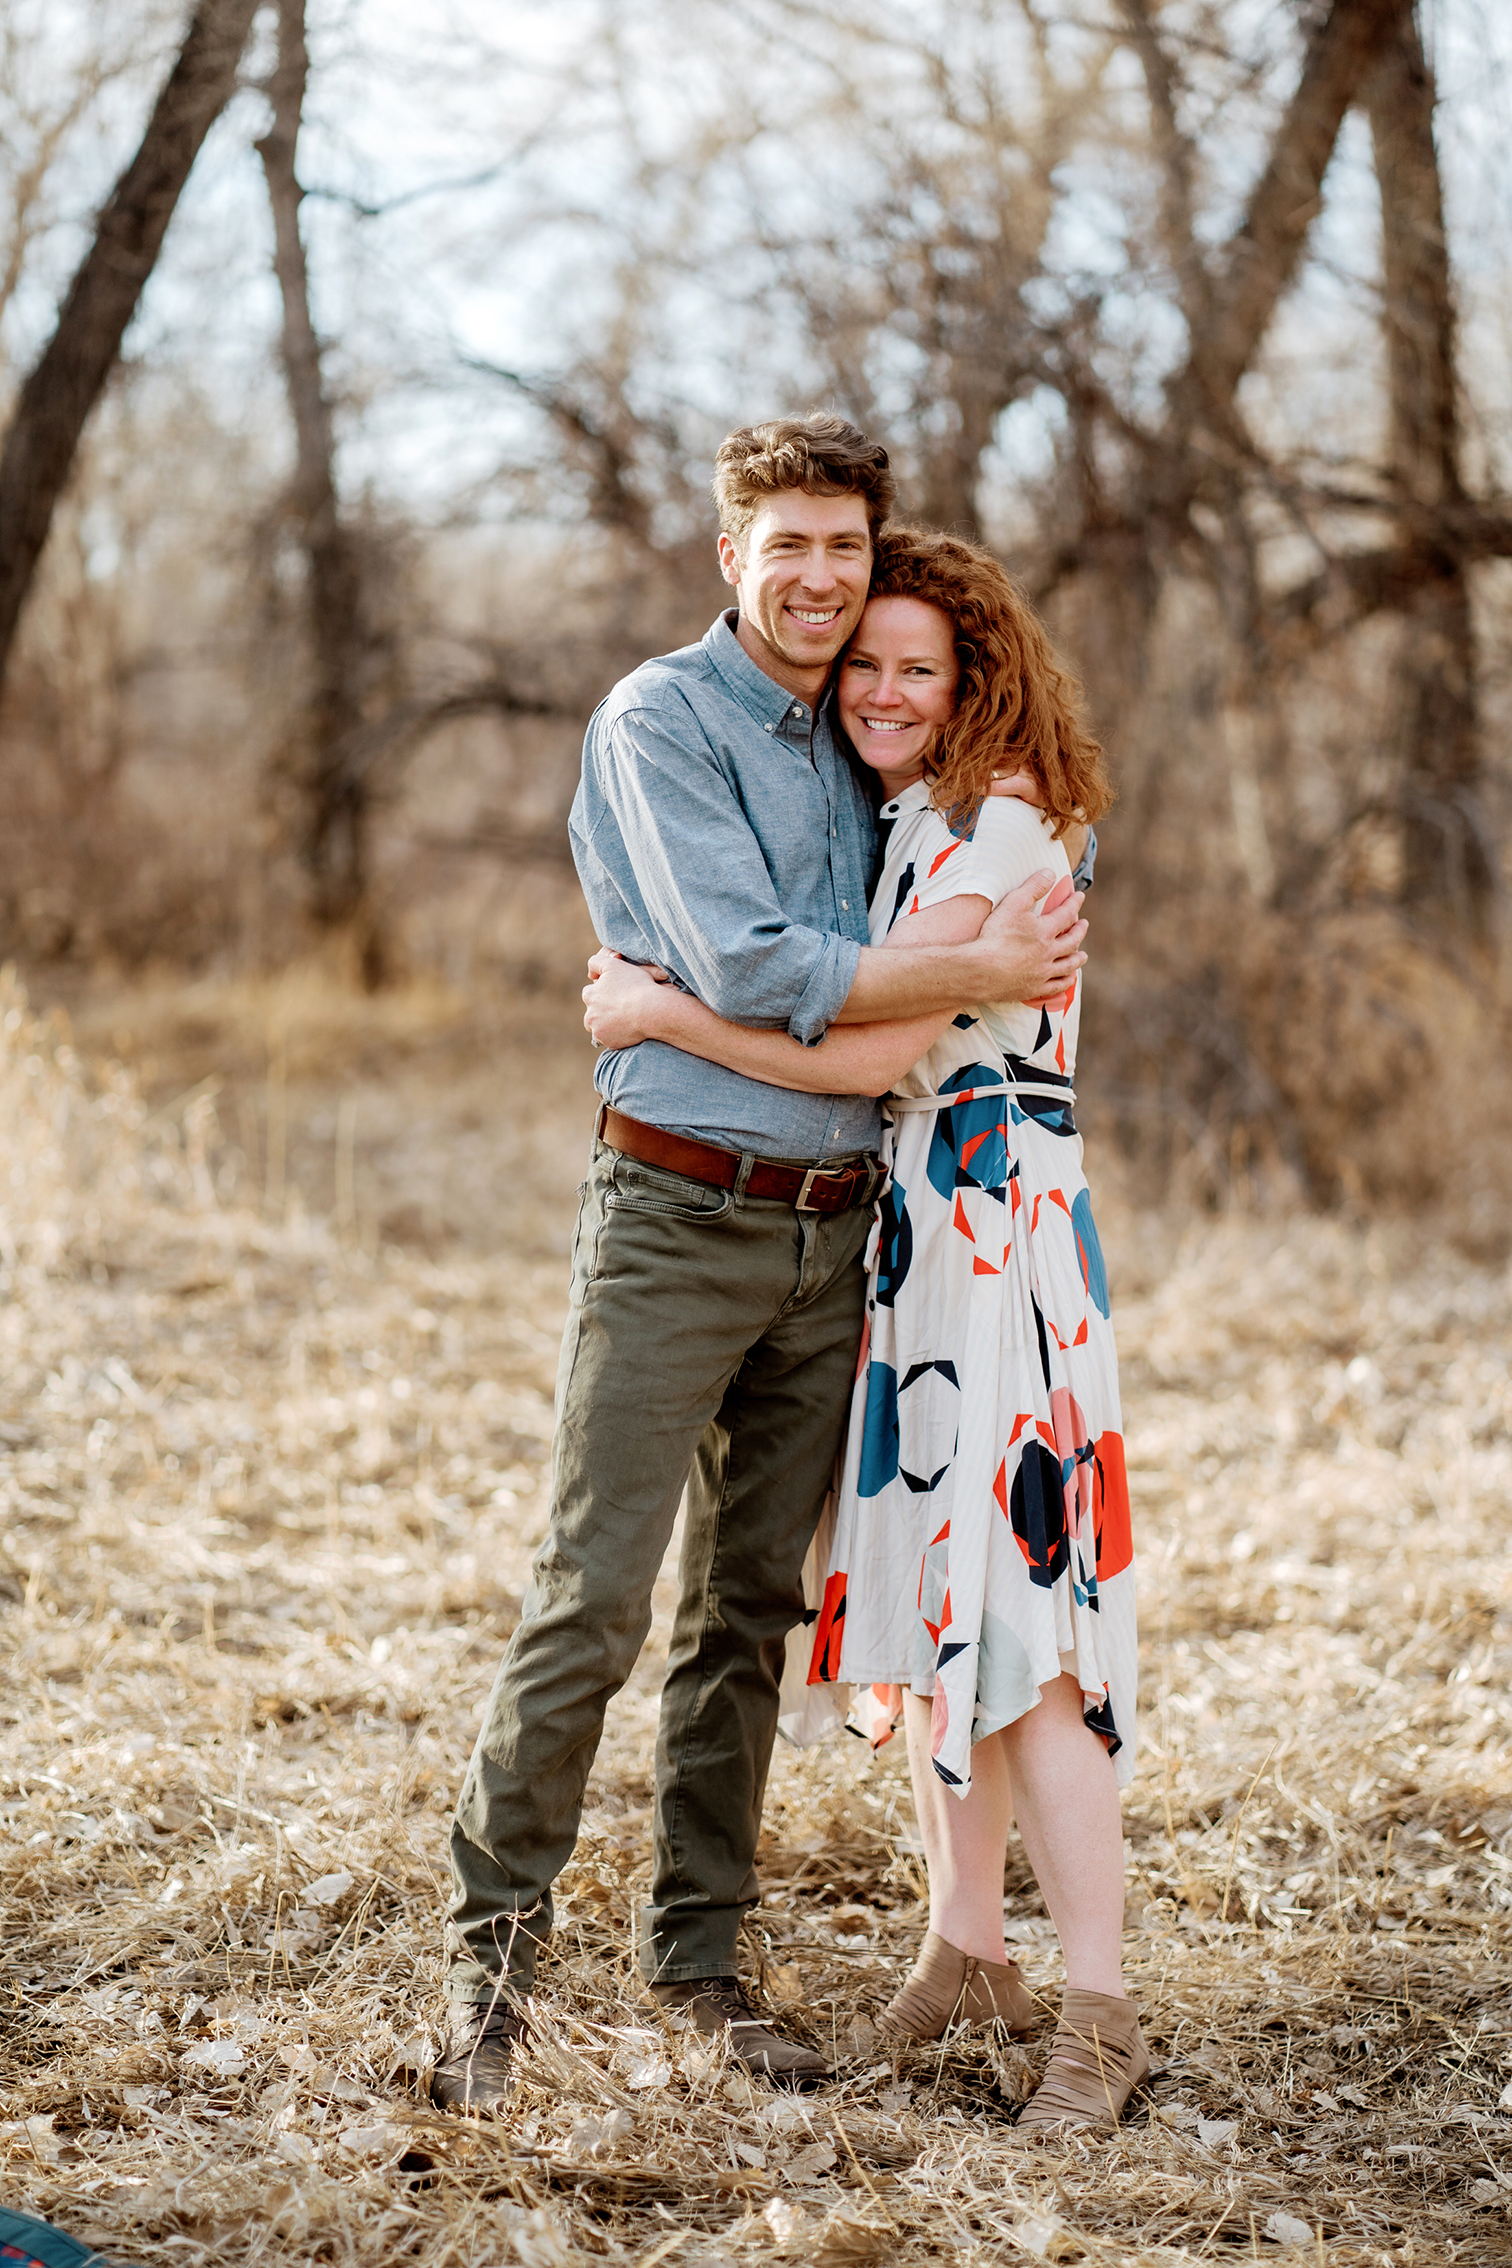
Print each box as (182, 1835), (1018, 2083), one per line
(829, 870), (1085, 1022)
(578, 704), (1085, 1042)
(584, 877), (1081, 1086)
(585, 962), (948, 1097)
(585, 888), (998, 1093)
(575, 699), (860, 1042)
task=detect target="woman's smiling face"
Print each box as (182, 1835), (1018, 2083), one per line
(838, 595), (960, 794)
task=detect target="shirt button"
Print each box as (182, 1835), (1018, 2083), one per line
(792, 705), (803, 716)
(841, 900), (849, 909)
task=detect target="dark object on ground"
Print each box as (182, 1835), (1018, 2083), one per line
(429, 1997), (529, 2114)
(0, 2208), (111, 2267)
(650, 1975), (830, 2082)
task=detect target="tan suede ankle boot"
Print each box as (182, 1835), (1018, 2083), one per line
(1013, 1988), (1149, 2135)
(879, 1929), (1035, 2043)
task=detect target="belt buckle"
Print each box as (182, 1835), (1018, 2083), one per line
(794, 1165), (831, 1212)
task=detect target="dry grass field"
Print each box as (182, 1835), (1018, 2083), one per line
(2, 966), (1511, 2268)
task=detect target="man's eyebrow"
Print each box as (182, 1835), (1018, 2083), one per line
(757, 525), (870, 547)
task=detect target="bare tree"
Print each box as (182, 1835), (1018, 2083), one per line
(1365, 6), (1490, 927)
(0, 0), (260, 688)
(255, 0), (383, 967)
(0, 14), (144, 358)
(1052, 0), (1512, 936)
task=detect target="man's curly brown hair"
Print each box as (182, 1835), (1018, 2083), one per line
(713, 413), (896, 551)
(864, 526), (1113, 839)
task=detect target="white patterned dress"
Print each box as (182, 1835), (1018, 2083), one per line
(804, 784), (1137, 1797)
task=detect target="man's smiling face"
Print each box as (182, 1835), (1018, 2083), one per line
(718, 490), (873, 700)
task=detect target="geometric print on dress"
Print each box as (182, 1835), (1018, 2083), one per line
(992, 1418), (1069, 1590)
(897, 1359), (959, 1493)
(1090, 1427), (1133, 1583)
(855, 1358), (960, 1496)
(990, 1387), (1124, 1603)
(986, 1389), (1132, 1763)
(875, 1173), (913, 1308)
(1071, 1185), (1110, 1317)
(926, 1062), (1011, 1206)
(806, 788), (1137, 1799)
(809, 1567), (848, 1684)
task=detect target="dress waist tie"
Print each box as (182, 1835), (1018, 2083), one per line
(886, 1078), (1076, 1113)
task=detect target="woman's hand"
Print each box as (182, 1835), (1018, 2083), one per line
(583, 949), (672, 1049)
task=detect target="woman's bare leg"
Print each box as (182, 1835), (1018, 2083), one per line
(1000, 1672), (1126, 1996)
(904, 1675), (1126, 1994)
(902, 1689), (1012, 1964)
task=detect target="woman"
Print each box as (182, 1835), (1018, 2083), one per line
(583, 529), (1146, 2135)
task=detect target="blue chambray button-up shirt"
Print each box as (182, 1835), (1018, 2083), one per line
(571, 611), (883, 1161)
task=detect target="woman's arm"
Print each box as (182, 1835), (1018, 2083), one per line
(584, 893), (995, 1098)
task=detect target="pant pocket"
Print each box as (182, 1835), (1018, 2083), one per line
(606, 1157), (734, 1222)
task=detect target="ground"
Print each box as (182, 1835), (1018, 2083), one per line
(1, 966), (1510, 2268)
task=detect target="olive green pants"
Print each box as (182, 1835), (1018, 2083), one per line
(445, 1137), (871, 2000)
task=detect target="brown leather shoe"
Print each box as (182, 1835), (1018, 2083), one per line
(649, 1977), (830, 2084)
(879, 1929), (1036, 2043)
(430, 1996), (528, 2114)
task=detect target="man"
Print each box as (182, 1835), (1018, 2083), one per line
(433, 413), (1089, 2110)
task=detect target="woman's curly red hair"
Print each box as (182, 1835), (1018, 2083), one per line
(863, 526), (1113, 837)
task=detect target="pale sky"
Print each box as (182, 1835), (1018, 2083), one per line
(4, 0), (1512, 527)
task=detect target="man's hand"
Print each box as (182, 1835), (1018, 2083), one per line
(977, 869), (1087, 1007)
(986, 768), (1042, 802)
(583, 949), (671, 1049)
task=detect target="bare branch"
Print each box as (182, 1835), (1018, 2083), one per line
(1116, 0), (1211, 337)
(334, 680), (584, 792)
(414, 822), (576, 870)
(0, 0), (262, 683)
(300, 162), (513, 221)
(1193, 0), (1411, 419)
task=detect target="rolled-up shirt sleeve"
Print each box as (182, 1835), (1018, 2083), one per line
(578, 700), (859, 1043)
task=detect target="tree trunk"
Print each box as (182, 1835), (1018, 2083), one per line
(1191, 0), (1410, 430)
(1061, 0), (1412, 704)
(0, 0), (260, 687)
(914, 391), (995, 542)
(256, 0), (375, 950)
(1366, 7), (1492, 929)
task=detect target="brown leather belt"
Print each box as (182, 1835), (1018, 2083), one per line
(596, 1105), (881, 1213)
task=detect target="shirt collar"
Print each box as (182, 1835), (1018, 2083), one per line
(703, 610), (824, 736)
(877, 777), (933, 822)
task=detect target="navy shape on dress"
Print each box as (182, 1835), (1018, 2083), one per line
(926, 1062), (1011, 1204)
(1009, 1439), (1070, 1589)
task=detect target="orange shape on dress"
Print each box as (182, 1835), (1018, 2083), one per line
(1092, 1431), (1133, 1581)
(807, 1569), (849, 1685)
